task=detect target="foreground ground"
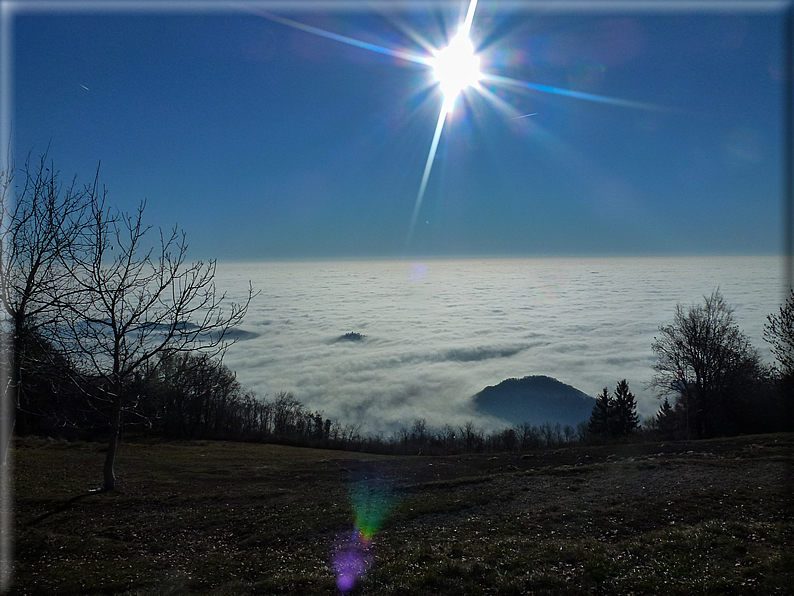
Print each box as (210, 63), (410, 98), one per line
(11, 433), (794, 595)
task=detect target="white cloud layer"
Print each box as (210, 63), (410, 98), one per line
(215, 256), (784, 434)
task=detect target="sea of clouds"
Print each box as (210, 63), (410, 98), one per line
(214, 256), (784, 434)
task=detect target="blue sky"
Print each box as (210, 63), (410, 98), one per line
(9, 1), (787, 260)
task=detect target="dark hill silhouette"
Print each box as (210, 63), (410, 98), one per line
(474, 375), (595, 427)
(337, 332), (365, 342)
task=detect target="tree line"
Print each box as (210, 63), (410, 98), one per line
(646, 288), (793, 439)
(584, 288), (793, 441)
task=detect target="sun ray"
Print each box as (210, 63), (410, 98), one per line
(482, 73), (667, 112)
(252, 10), (431, 66)
(405, 0), (481, 248)
(461, 0), (479, 38)
(473, 82), (526, 120)
(406, 94), (454, 248)
(380, 14), (439, 55)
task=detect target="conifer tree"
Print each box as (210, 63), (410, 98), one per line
(588, 387), (612, 435)
(654, 397), (679, 436)
(612, 379), (640, 435)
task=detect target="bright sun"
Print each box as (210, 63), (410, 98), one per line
(259, 0), (658, 250)
(432, 31), (481, 103)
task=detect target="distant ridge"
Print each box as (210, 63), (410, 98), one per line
(474, 375), (595, 427)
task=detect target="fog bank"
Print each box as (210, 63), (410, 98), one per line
(216, 256), (783, 434)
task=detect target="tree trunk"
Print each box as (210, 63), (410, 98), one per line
(1, 333), (16, 467)
(103, 395), (122, 491)
(0, 415), (13, 468)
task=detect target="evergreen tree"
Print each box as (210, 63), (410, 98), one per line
(612, 379), (640, 435)
(588, 387), (612, 435)
(654, 397), (680, 436)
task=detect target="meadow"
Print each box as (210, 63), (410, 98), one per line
(13, 433), (794, 595)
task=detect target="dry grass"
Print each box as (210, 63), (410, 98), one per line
(11, 433), (794, 594)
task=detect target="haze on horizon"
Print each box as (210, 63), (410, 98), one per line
(9, 1), (786, 262)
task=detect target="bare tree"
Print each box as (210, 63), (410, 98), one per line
(146, 350), (244, 439)
(58, 199), (253, 490)
(651, 290), (762, 438)
(764, 288), (794, 429)
(0, 150), (97, 461)
(765, 288), (794, 377)
(271, 391), (302, 436)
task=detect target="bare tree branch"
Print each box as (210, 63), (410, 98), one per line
(57, 197), (254, 490)
(650, 290), (762, 438)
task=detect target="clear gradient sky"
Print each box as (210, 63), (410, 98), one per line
(9, 1), (788, 261)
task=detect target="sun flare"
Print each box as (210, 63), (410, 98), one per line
(432, 31), (481, 104)
(255, 0), (661, 251)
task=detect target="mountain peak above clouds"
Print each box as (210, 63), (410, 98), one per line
(473, 375), (595, 427)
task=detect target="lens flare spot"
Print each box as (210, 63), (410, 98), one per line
(332, 530), (373, 594)
(331, 475), (396, 593)
(410, 263), (428, 281)
(351, 478), (394, 540)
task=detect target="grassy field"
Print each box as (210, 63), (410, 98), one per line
(11, 433), (794, 595)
